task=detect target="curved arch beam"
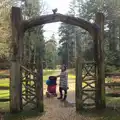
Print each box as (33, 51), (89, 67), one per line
(23, 13), (95, 34)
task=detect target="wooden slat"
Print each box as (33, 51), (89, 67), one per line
(24, 83), (35, 89)
(22, 88), (35, 95)
(22, 79), (35, 82)
(22, 94), (35, 96)
(105, 83), (120, 86)
(106, 93), (120, 97)
(22, 88), (36, 94)
(22, 96), (27, 102)
(82, 81), (95, 89)
(0, 62), (10, 66)
(23, 96), (36, 107)
(84, 64), (94, 71)
(83, 92), (95, 97)
(23, 84), (35, 92)
(83, 74), (95, 80)
(82, 65), (95, 79)
(105, 73), (120, 77)
(20, 65), (37, 76)
(83, 89), (96, 92)
(0, 86), (9, 90)
(0, 98), (10, 102)
(83, 61), (96, 64)
(26, 90), (36, 97)
(83, 78), (96, 82)
(82, 85), (94, 90)
(83, 103), (95, 106)
(0, 75), (9, 79)
(83, 94), (95, 102)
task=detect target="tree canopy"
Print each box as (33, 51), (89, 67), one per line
(58, 0), (120, 71)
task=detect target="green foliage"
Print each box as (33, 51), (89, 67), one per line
(44, 34), (57, 69)
(0, 0), (11, 62)
(22, 0), (45, 66)
(58, 23), (76, 68)
(58, 0), (120, 72)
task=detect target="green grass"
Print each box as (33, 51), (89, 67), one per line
(80, 107), (120, 120)
(0, 78), (9, 87)
(0, 90), (9, 98)
(43, 69), (56, 75)
(68, 74), (76, 79)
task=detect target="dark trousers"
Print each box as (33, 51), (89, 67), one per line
(59, 87), (67, 99)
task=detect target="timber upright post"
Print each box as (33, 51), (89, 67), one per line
(10, 7), (23, 113)
(95, 12), (106, 109)
(75, 31), (83, 111)
(36, 45), (44, 112)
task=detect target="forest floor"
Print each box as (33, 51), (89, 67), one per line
(1, 70), (120, 120)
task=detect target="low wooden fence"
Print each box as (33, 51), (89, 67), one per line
(0, 62), (10, 103)
(105, 73), (120, 97)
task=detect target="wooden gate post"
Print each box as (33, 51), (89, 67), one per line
(75, 32), (83, 111)
(95, 12), (106, 109)
(10, 7), (23, 113)
(36, 56), (44, 112)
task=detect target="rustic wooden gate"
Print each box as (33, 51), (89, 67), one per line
(20, 64), (37, 109)
(82, 62), (96, 108)
(10, 7), (105, 113)
(76, 13), (105, 110)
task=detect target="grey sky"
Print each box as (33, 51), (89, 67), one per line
(43, 0), (71, 40)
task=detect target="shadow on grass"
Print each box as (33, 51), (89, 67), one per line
(77, 96), (120, 120)
(78, 107), (120, 120)
(4, 110), (44, 120)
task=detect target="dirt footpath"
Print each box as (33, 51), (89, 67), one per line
(26, 79), (95, 120)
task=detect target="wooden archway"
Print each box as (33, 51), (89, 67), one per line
(23, 13), (95, 33)
(10, 7), (105, 113)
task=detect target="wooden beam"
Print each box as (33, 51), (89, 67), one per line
(10, 7), (23, 113)
(95, 12), (106, 109)
(23, 13), (95, 35)
(105, 73), (120, 77)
